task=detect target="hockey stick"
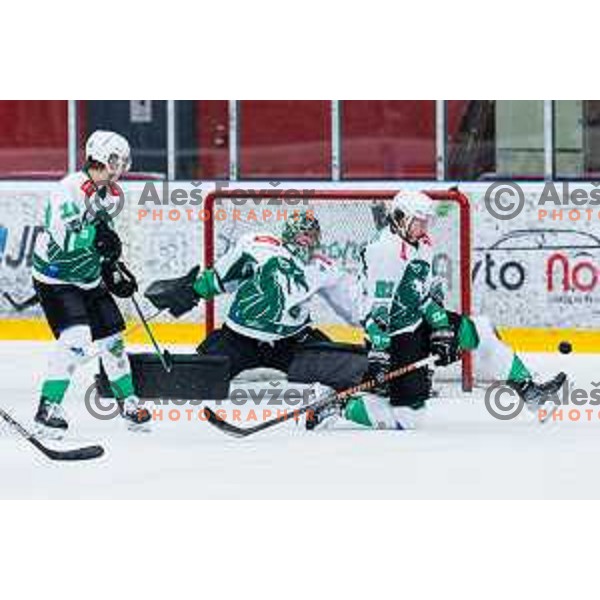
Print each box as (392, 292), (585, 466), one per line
(204, 355), (438, 438)
(0, 309), (166, 461)
(2, 291), (39, 312)
(82, 307), (165, 368)
(0, 407), (104, 461)
(130, 295), (173, 373)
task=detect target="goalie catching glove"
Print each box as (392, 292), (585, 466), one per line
(144, 267), (222, 318)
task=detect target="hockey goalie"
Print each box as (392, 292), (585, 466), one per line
(145, 210), (369, 391)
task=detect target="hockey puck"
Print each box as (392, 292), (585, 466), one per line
(558, 341), (572, 354)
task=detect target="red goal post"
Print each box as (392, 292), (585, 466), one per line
(203, 188), (473, 391)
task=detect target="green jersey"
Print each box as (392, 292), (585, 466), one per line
(213, 232), (361, 342)
(362, 228), (449, 336)
(32, 172), (119, 289)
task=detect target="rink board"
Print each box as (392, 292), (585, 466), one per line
(0, 317), (598, 353)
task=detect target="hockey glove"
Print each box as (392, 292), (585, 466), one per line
(94, 219), (122, 264)
(430, 327), (460, 367)
(367, 349), (391, 396)
(102, 261), (138, 298)
(365, 307), (391, 352)
(144, 266), (201, 318)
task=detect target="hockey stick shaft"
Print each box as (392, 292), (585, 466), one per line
(205, 355), (438, 437)
(2, 291), (39, 312)
(130, 295), (172, 372)
(64, 308), (165, 371)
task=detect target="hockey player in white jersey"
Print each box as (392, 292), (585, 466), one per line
(32, 130), (151, 435)
(145, 210), (367, 388)
(307, 190), (567, 430)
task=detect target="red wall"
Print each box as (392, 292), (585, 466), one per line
(238, 101), (332, 178)
(0, 100), (453, 180)
(0, 101), (68, 177)
(341, 101), (436, 179)
(197, 101), (229, 179)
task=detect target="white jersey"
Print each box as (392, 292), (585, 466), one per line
(362, 227), (444, 335)
(214, 232), (363, 342)
(32, 171), (121, 289)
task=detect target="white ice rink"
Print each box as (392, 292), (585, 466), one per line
(1, 341), (599, 499)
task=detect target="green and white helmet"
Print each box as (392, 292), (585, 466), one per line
(282, 210), (321, 262)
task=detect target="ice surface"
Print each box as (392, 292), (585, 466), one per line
(0, 341), (598, 499)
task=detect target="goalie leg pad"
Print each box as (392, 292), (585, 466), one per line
(97, 353), (231, 400)
(196, 325), (262, 379)
(288, 341), (368, 391)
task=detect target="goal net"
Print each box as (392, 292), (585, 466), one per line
(203, 188), (473, 391)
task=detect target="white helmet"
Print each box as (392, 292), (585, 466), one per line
(85, 130), (131, 179)
(390, 190), (435, 221)
(389, 190), (435, 241)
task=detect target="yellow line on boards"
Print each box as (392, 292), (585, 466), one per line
(0, 319), (597, 353)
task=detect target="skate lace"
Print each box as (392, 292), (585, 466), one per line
(123, 396), (141, 415)
(47, 403), (66, 420)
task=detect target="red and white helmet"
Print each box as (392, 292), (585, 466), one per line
(85, 130), (131, 179)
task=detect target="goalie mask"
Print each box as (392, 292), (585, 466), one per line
(85, 130), (132, 180)
(282, 210), (321, 263)
(388, 191), (435, 244)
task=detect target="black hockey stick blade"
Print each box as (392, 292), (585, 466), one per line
(32, 438), (105, 461)
(3, 291), (39, 312)
(0, 408), (105, 461)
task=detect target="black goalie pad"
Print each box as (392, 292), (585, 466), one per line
(96, 353), (230, 400)
(288, 341), (368, 391)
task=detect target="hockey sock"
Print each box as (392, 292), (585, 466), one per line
(469, 316), (531, 383)
(40, 380), (70, 404)
(97, 333), (136, 400)
(507, 354), (531, 384)
(40, 325), (93, 404)
(343, 395), (402, 429)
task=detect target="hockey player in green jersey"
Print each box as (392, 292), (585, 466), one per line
(308, 190), (567, 430)
(32, 130), (150, 435)
(145, 210), (367, 389)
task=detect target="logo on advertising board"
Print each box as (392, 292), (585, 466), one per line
(0, 225), (44, 269)
(0, 225), (7, 261)
(545, 230), (600, 309)
(474, 228), (600, 326)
